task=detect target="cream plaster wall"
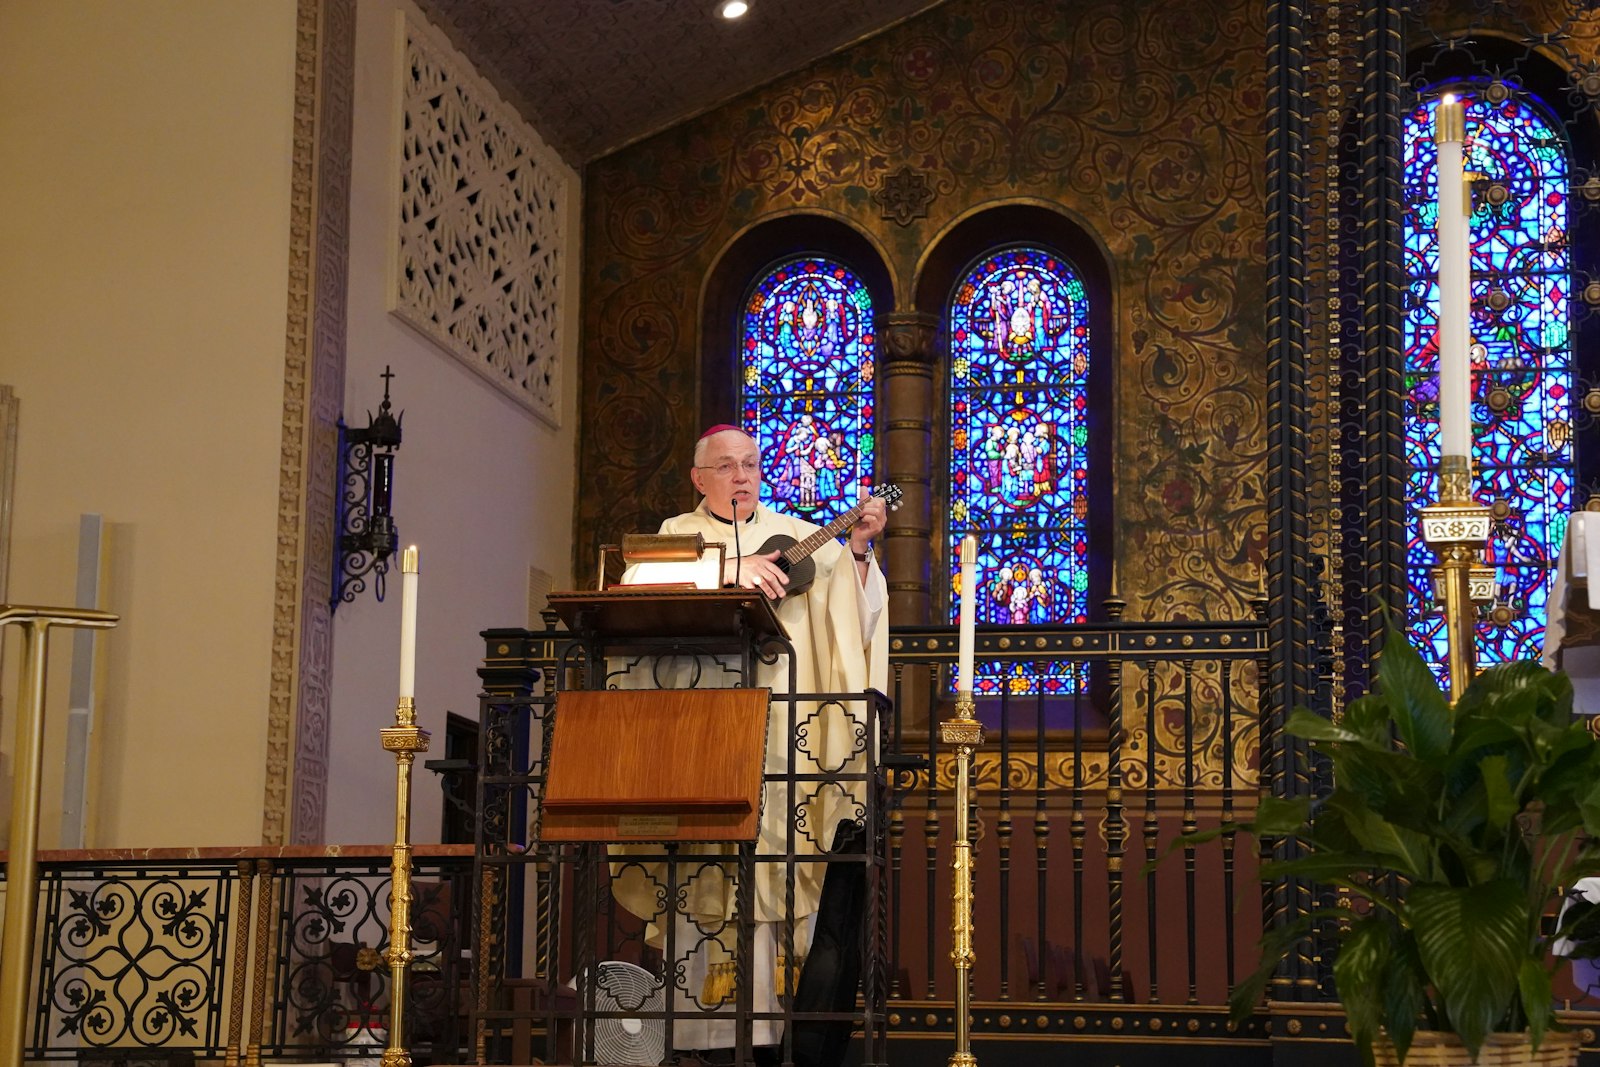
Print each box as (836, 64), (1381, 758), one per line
(0, 3), (298, 846)
(322, 0), (581, 845)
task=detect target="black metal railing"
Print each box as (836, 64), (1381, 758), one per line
(6, 847), (475, 1064)
(473, 614), (1291, 1045)
(881, 617), (1270, 1010)
(11, 597), (1600, 1065)
(33, 859), (240, 1053)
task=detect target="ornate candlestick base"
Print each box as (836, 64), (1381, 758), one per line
(1419, 457), (1492, 703)
(940, 695), (984, 1067)
(380, 695), (431, 1067)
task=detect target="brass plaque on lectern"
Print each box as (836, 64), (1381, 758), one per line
(540, 687), (769, 842)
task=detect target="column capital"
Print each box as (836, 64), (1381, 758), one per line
(878, 310), (940, 365)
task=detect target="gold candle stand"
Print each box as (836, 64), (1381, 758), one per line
(380, 694), (430, 1067)
(380, 546), (430, 1067)
(1419, 455), (1492, 702)
(0, 605), (119, 1067)
(939, 692), (984, 1067)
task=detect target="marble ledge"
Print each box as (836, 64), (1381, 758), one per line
(0, 843), (476, 864)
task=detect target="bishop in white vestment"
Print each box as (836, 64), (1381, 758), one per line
(611, 426), (889, 1053)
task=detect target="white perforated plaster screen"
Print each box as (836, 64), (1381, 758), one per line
(393, 8), (572, 425)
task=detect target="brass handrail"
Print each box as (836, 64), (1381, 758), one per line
(0, 604), (119, 1067)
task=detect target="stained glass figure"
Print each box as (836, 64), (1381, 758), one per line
(740, 258), (874, 528)
(948, 247), (1093, 695)
(1403, 90), (1573, 675)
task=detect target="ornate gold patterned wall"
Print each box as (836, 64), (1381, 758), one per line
(578, 0), (1269, 624)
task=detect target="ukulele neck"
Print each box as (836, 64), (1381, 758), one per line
(782, 503), (867, 566)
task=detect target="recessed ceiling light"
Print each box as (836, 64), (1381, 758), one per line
(720, 0), (749, 18)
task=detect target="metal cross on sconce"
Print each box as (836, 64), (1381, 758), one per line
(332, 367), (403, 609)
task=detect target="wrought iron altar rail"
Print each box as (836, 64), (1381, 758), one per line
(881, 617), (1273, 1009)
(0, 845), (474, 1064)
(483, 613), (1286, 1015)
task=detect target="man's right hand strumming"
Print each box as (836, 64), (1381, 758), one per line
(726, 549), (787, 599)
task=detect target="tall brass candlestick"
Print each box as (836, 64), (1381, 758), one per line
(1423, 93), (1491, 701)
(940, 698), (982, 1067)
(381, 547), (430, 1067)
(940, 535), (982, 1067)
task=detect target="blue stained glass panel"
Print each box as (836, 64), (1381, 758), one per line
(740, 259), (875, 528)
(1403, 91), (1574, 677)
(948, 247), (1093, 695)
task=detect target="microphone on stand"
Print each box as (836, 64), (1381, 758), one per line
(731, 495), (743, 589)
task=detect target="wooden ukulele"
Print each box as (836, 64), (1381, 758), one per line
(752, 484), (903, 599)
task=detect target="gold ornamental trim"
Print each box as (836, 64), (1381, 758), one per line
(901, 750), (1260, 794)
(265, 0), (324, 847)
(940, 718), (985, 746)
(1437, 453), (1473, 505)
(380, 727), (432, 753)
(1468, 564), (1498, 605)
(1419, 502), (1493, 546)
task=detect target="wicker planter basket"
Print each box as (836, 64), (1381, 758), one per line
(1372, 1030), (1582, 1067)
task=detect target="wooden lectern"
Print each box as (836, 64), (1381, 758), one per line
(541, 687), (768, 842)
(539, 589), (788, 844)
(547, 585), (787, 689)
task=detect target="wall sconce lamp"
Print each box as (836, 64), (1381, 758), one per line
(332, 367), (403, 609)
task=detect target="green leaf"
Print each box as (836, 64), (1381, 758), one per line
(1518, 957), (1553, 1047)
(1381, 935), (1427, 1066)
(1333, 917), (1392, 1057)
(1449, 712), (1521, 763)
(1409, 880), (1528, 1056)
(1322, 791), (1436, 880)
(1285, 709), (1370, 745)
(1375, 627), (1452, 764)
(1528, 714), (1571, 763)
(1479, 754), (1516, 830)
(1340, 692), (1394, 743)
(1463, 660), (1562, 716)
(1252, 795), (1312, 835)
(1228, 914), (1320, 1020)
(1576, 778), (1600, 837)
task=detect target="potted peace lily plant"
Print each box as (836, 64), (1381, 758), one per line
(1215, 627), (1600, 1067)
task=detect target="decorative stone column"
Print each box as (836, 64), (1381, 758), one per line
(879, 311), (939, 625)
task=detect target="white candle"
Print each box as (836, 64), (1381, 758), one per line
(399, 545), (419, 700)
(957, 535), (977, 694)
(1435, 94), (1472, 460)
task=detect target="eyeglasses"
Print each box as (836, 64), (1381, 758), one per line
(696, 459), (761, 477)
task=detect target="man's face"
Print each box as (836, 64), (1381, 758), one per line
(692, 430), (762, 511)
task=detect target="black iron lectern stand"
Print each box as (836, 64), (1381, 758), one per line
(470, 589), (891, 1067)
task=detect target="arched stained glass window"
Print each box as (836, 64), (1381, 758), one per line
(1403, 90), (1574, 673)
(739, 257), (875, 528)
(948, 247), (1092, 695)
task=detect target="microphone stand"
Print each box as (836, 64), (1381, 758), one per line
(731, 496), (743, 588)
